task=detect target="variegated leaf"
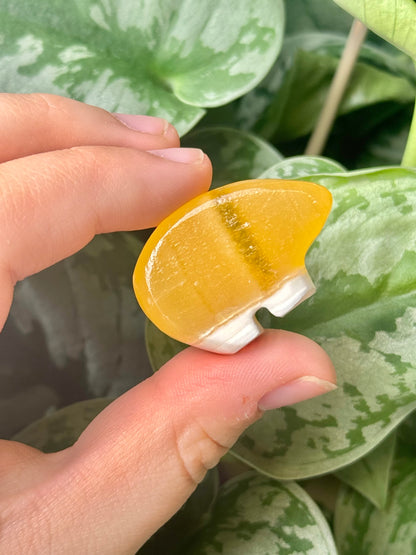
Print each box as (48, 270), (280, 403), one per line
(334, 448), (416, 554)
(0, 0), (284, 135)
(10, 232), (151, 398)
(232, 167), (416, 478)
(259, 155), (345, 179)
(185, 473), (337, 554)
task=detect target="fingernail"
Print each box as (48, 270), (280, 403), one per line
(113, 113), (169, 135)
(258, 376), (337, 411)
(149, 147), (205, 164)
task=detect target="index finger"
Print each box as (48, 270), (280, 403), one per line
(0, 93), (180, 163)
(0, 146), (212, 329)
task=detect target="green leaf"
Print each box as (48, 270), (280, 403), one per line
(0, 0), (284, 135)
(182, 126), (283, 189)
(249, 40), (414, 142)
(335, 432), (396, 509)
(10, 232), (152, 398)
(185, 473), (337, 554)
(235, 25), (415, 142)
(12, 398), (112, 452)
(259, 155), (345, 179)
(333, 0), (416, 60)
(334, 450), (416, 555)
(231, 167), (416, 479)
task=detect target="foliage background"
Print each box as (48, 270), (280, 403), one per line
(1, 0), (416, 552)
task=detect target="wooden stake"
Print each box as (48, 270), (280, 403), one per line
(305, 19), (368, 156)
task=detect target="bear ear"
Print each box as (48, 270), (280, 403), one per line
(133, 179), (332, 354)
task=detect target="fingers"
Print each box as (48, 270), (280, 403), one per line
(0, 330), (336, 553)
(0, 145), (212, 329)
(0, 93), (180, 162)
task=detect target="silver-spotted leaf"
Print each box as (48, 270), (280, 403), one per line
(259, 155), (345, 179)
(185, 473), (337, 554)
(334, 449), (416, 554)
(0, 0), (284, 135)
(232, 167), (416, 478)
(10, 232), (152, 398)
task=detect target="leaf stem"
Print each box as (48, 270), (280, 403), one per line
(401, 94), (416, 167)
(305, 19), (368, 156)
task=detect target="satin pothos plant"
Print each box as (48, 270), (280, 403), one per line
(2, 0), (416, 553)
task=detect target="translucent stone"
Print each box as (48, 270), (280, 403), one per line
(133, 179), (332, 354)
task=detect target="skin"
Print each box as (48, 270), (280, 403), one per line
(0, 93), (336, 554)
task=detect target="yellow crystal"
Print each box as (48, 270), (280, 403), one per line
(133, 179), (332, 354)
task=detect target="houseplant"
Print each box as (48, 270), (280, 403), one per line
(1, 0), (416, 552)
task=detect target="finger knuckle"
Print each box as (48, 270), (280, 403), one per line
(172, 418), (228, 487)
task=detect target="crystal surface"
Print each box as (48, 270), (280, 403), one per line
(133, 179), (332, 353)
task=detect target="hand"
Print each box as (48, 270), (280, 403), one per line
(0, 94), (336, 553)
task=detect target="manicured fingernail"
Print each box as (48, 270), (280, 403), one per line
(149, 148), (205, 164)
(258, 376), (337, 411)
(113, 113), (169, 135)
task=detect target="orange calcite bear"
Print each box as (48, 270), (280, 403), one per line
(133, 179), (332, 354)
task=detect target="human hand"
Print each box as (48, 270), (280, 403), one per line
(0, 94), (336, 553)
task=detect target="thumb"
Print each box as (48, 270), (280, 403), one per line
(1, 330), (336, 553)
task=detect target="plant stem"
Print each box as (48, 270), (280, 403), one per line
(305, 19), (368, 156)
(401, 96), (416, 166)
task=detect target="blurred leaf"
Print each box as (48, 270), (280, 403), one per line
(301, 474), (341, 527)
(231, 166), (416, 478)
(259, 155), (345, 178)
(334, 448), (416, 554)
(335, 432), (396, 509)
(10, 232), (151, 398)
(284, 0), (354, 35)
(355, 105), (413, 168)
(333, 0), (416, 60)
(275, 50), (414, 142)
(0, 385), (59, 439)
(396, 409), (416, 455)
(0, 0), (284, 135)
(13, 398), (111, 452)
(185, 472), (337, 554)
(238, 37), (415, 142)
(182, 126), (283, 189)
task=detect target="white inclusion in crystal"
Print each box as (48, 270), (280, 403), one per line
(196, 272), (315, 354)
